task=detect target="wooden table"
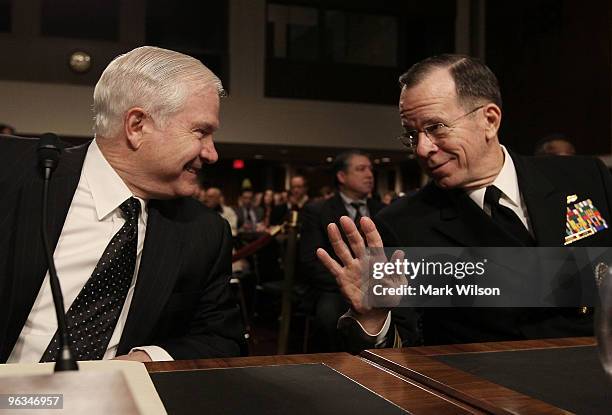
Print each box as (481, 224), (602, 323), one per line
(146, 353), (490, 414)
(361, 337), (598, 415)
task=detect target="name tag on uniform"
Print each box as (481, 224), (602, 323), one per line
(565, 197), (608, 245)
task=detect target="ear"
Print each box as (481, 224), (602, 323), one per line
(124, 108), (148, 150)
(482, 103), (502, 141)
(337, 170), (346, 186)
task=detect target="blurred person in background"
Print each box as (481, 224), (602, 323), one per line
(271, 175), (309, 225)
(381, 190), (398, 205)
(300, 150), (385, 351)
(272, 192), (284, 206)
(317, 185), (335, 202)
(0, 123), (16, 135)
(261, 189), (276, 229)
(235, 188), (263, 232)
(203, 187), (238, 236)
(534, 133), (576, 156)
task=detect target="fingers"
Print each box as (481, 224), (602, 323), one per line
(326, 222), (355, 266)
(390, 249), (405, 263)
(339, 216), (366, 258)
(317, 248), (363, 304)
(328, 216), (385, 261)
(360, 217), (384, 248)
(316, 248), (344, 278)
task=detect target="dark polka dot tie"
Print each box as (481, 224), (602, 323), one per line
(40, 197), (140, 362)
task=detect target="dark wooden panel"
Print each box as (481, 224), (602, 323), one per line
(397, 336), (596, 356)
(145, 353), (486, 414)
(362, 338), (597, 414)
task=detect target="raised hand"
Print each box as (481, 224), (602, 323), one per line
(316, 216), (405, 332)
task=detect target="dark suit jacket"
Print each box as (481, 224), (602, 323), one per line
(300, 192), (386, 292)
(374, 151), (612, 346)
(270, 198), (310, 226)
(270, 204), (289, 226)
(234, 205), (264, 230)
(0, 136), (244, 362)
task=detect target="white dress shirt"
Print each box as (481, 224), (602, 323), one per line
(338, 191), (370, 220)
(345, 145), (531, 343)
(466, 145), (532, 234)
(220, 205), (238, 236)
(8, 140), (172, 363)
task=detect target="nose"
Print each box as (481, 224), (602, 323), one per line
(201, 138), (218, 164)
(415, 131), (437, 159)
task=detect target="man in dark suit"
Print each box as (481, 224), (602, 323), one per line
(235, 188), (264, 232)
(270, 175), (309, 226)
(0, 46), (244, 363)
(316, 54), (612, 350)
(300, 150), (385, 351)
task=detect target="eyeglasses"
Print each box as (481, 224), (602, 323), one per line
(397, 105), (484, 151)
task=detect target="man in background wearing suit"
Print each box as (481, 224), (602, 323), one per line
(0, 46), (244, 363)
(300, 150), (385, 351)
(270, 175), (310, 226)
(235, 188), (264, 232)
(317, 54), (612, 350)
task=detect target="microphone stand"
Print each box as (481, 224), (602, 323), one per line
(39, 135), (78, 371)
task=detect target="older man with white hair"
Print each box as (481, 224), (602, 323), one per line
(0, 46), (244, 363)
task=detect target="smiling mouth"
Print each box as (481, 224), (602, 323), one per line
(429, 159), (452, 173)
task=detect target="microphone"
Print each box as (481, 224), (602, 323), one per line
(37, 133), (62, 179)
(37, 133), (78, 371)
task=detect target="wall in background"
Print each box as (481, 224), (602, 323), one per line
(0, 0), (423, 151)
(1, 0), (608, 155)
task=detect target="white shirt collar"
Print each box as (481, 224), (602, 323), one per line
(467, 145), (521, 209)
(83, 139), (146, 221)
(339, 191), (367, 206)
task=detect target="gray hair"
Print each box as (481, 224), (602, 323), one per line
(399, 54), (502, 110)
(93, 46), (225, 137)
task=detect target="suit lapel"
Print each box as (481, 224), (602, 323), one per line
(13, 143), (86, 290)
(330, 193), (350, 223)
(431, 189), (481, 246)
(14, 175), (83, 294)
(428, 152), (564, 247)
(118, 200), (183, 353)
(512, 152), (565, 246)
(424, 184), (523, 246)
(435, 189), (523, 246)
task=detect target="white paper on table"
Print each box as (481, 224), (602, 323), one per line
(0, 360), (167, 415)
